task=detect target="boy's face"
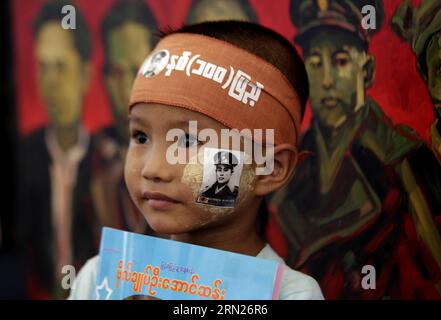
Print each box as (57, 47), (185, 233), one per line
(215, 165), (233, 184)
(125, 103), (256, 235)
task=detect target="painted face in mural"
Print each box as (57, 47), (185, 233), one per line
(302, 28), (374, 130)
(105, 22), (152, 140)
(35, 22), (90, 128)
(188, 0), (253, 24)
(425, 32), (441, 119)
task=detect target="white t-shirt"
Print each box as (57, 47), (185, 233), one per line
(68, 244), (324, 300)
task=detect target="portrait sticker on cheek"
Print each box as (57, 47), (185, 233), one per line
(195, 148), (244, 208)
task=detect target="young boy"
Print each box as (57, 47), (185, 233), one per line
(69, 21), (324, 300)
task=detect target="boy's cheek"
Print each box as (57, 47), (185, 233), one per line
(235, 164), (256, 206)
(124, 148), (143, 195)
(180, 151), (256, 222)
(181, 161), (204, 201)
(179, 160), (230, 224)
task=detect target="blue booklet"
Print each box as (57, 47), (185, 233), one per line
(95, 227), (284, 300)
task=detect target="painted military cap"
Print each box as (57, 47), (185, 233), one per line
(391, 0), (441, 75)
(290, 0), (384, 46)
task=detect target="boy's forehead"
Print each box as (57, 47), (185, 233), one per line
(128, 102), (227, 129)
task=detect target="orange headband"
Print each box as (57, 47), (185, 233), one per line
(129, 33), (302, 146)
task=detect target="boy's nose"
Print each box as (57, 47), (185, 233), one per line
(141, 143), (174, 183)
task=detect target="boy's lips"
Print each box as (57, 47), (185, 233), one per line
(141, 191), (180, 210)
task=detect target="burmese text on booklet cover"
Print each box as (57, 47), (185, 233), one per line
(95, 227), (284, 300)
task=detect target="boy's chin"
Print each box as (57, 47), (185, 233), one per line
(145, 216), (206, 235)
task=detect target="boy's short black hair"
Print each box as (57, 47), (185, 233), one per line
(160, 20), (309, 118)
(33, 0), (91, 62)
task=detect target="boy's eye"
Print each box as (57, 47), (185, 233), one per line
(177, 134), (201, 148)
(132, 131), (149, 144)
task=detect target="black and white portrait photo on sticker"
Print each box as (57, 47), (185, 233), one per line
(138, 49), (169, 78)
(196, 148), (243, 208)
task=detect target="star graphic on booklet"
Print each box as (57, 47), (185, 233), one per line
(95, 277), (113, 300)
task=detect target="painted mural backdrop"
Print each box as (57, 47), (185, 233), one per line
(12, 0), (440, 299)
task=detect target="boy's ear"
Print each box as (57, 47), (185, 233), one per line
(254, 144), (298, 196)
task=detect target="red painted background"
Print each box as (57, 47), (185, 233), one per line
(12, 0), (434, 142)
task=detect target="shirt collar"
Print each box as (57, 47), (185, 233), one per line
(45, 125), (90, 165)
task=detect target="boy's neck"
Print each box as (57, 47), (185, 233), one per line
(170, 203), (265, 257)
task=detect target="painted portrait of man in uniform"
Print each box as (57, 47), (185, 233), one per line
(270, 0), (441, 299)
(90, 0), (158, 234)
